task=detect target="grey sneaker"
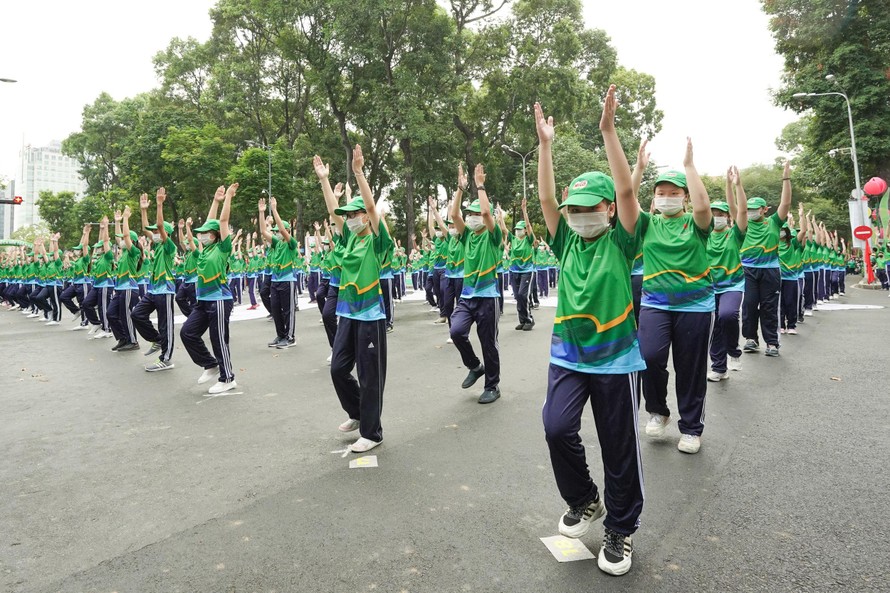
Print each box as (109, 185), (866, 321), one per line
(765, 345), (780, 357)
(145, 359), (175, 372)
(144, 342), (162, 356)
(478, 387), (500, 404)
(597, 528), (633, 576)
(558, 496), (605, 538)
(743, 339), (759, 353)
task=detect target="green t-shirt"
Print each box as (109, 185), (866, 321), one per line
(337, 221), (393, 321)
(328, 232), (347, 287)
(740, 212), (784, 269)
(779, 237), (804, 280)
(114, 244), (141, 290)
(445, 235), (465, 279)
(149, 238), (177, 294)
(183, 242), (200, 283)
(433, 236), (448, 269)
(92, 251), (114, 288)
(509, 233), (534, 273)
(641, 212), (714, 312)
(707, 226), (745, 293)
(72, 249), (89, 284)
(269, 236), (298, 282)
(548, 217), (646, 374)
(196, 236), (233, 301)
(460, 224), (502, 299)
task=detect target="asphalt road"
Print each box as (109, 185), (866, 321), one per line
(2, 282), (888, 593)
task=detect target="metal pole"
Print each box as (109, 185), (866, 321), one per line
(267, 147), (273, 198)
(521, 154), (527, 204)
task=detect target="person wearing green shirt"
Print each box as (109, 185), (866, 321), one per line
(180, 183), (239, 395)
(131, 188), (179, 372)
(706, 169), (747, 382)
(33, 233), (63, 324)
(245, 231), (261, 310)
(429, 207), (449, 323)
(107, 206), (143, 352)
(448, 162), (503, 405)
(778, 207), (807, 337)
(508, 200), (536, 330)
(82, 218), (115, 338)
(258, 197), (298, 349)
(314, 146), (391, 454)
(535, 91), (644, 576)
(638, 158), (714, 456)
(227, 230), (245, 305)
(429, 195), (464, 333)
(59, 224), (93, 329)
(175, 218), (200, 317)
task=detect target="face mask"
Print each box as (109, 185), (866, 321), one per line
(448, 228), (458, 238)
(198, 233), (214, 246)
(748, 209), (763, 221)
(466, 215), (484, 232)
(567, 212), (610, 239)
(516, 230), (526, 239)
(347, 216), (368, 233)
(780, 230), (788, 239)
(713, 216), (728, 231)
(435, 231), (443, 239)
(654, 197), (685, 216)
(152, 233), (161, 244)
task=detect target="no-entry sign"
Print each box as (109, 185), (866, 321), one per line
(853, 225), (873, 240)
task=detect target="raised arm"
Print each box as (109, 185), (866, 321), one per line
(139, 193), (153, 239)
(351, 145), (380, 235)
(631, 139), (650, 199)
(534, 102), (560, 238)
(312, 155), (345, 231)
(100, 215), (110, 252)
(429, 196), (447, 231)
(684, 138), (712, 231)
(269, 197), (291, 242)
(474, 164), (495, 233)
(726, 167), (738, 221)
(122, 207), (134, 250)
(80, 223), (91, 249)
(207, 185), (225, 221)
(451, 164), (466, 235)
(777, 161), (792, 221)
(178, 219), (187, 249)
(156, 187), (169, 242)
(734, 166), (749, 232)
(601, 85), (640, 235)
(796, 203), (807, 243)
(521, 198), (534, 241)
(219, 183), (238, 241)
(257, 198), (272, 242)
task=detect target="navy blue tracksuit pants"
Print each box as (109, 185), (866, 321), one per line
(321, 285), (339, 348)
(543, 365), (644, 536)
(742, 266), (781, 348)
(59, 283), (85, 320)
(450, 297), (500, 392)
(380, 277), (394, 328)
(443, 276), (463, 322)
(803, 271), (816, 311)
(780, 279), (800, 331)
(510, 272), (534, 325)
(175, 281), (196, 317)
(431, 268), (445, 315)
(181, 299), (234, 383)
(107, 289), (138, 343)
(639, 307), (712, 437)
(709, 291), (743, 374)
(331, 316), (387, 443)
(82, 286), (111, 330)
(270, 280), (296, 341)
(132, 293), (176, 362)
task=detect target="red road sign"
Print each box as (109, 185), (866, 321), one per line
(853, 225), (873, 240)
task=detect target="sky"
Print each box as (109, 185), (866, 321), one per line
(0, 0), (797, 188)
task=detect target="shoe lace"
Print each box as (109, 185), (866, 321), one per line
(602, 529), (627, 558)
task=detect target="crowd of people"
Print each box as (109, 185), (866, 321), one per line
(0, 85), (863, 576)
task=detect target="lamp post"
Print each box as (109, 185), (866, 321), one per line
(501, 144), (538, 204)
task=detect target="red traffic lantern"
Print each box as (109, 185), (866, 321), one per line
(12, 196), (23, 204)
(863, 177), (887, 197)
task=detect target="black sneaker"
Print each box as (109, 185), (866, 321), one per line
(522, 322), (533, 331)
(515, 323), (525, 330)
(268, 338), (284, 348)
(111, 339), (127, 352)
(461, 366), (485, 389)
(558, 496), (605, 538)
(117, 342), (140, 352)
(478, 387), (500, 404)
(276, 338), (295, 349)
(597, 528), (633, 576)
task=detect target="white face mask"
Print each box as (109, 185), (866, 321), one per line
(435, 231), (443, 239)
(780, 230), (788, 239)
(567, 212), (610, 239)
(197, 233), (214, 246)
(448, 228), (458, 238)
(152, 233), (161, 243)
(466, 215), (484, 232)
(515, 229), (526, 239)
(713, 216), (728, 230)
(347, 216), (368, 234)
(654, 196), (685, 216)
(748, 209), (763, 221)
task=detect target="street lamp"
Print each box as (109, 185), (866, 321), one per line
(501, 144), (538, 204)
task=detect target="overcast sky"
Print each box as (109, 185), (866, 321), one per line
(0, 0), (796, 188)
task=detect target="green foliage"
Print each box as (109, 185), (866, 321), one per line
(11, 222), (51, 245)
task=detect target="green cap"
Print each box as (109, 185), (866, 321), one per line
(444, 219), (454, 225)
(271, 221), (291, 232)
(194, 219), (221, 233)
(321, 237), (330, 244)
(71, 244), (83, 251)
(747, 197), (768, 209)
(654, 170), (688, 189)
(26, 251), (34, 256)
(92, 241), (103, 249)
(710, 201), (730, 213)
(116, 230), (138, 242)
(464, 199), (493, 214)
(145, 221), (175, 234)
(558, 171), (615, 210)
(334, 197), (367, 215)
(514, 220), (527, 230)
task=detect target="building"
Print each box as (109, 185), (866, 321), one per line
(12, 141), (86, 232)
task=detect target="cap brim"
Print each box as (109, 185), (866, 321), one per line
(145, 224), (158, 230)
(193, 224), (217, 232)
(558, 194), (607, 210)
(334, 205), (365, 215)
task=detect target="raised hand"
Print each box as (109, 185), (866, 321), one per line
(637, 139), (650, 170)
(428, 195), (437, 209)
(730, 165), (740, 186)
(345, 184), (352, 199)
(683, 137), (695, 168)
(521, 197), (528, 212)
(333, 182), (344, 199)
(313, 221), (321, 231)
(178, 219), (185, 229)
(123, 205), (132, 218)
(474, 163), (486, 187)
(139, 193), (150, 210)
(156, 187), (166, 204)
(562, 186), (569, 203)
(352, 145), (365, 174)
(783, 160), (791, 178)
(225, 183), (238, 199)
(214, 185), (226, 202)
(269, 196), (278, 211)
(83, 223), (91, 233)
(312, 155), (329, 180)
(258, 197), (266, 211)
(599, 85), (618, 133)
(186, 217), (193, 227)
(101, 215), (109, 225)
(458, 163), (468, 189)
(535, 102), (555, 144)
(113, 210), (122, 222)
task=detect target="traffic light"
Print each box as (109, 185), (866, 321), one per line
(13, 196), (22, 204)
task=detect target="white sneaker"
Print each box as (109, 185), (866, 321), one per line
(728, 356), (742, 372)
(804, 309), (814, 316)
(326, 352), (332, 365)
(645, 413), (670, 437)
(98, 331), (114, 339)
(71, 324), (88, 331)
(787, 328), (798, 335)
(338, 418), (360, 432)
(678, 434), (701, 454)
(446, 337), (453, 344)
(207, 380), (237, 395)
(839, 292), (845, 296)
(26, 313), (39, 318)
(558, 496), (605, 538)
(45, 320), (60, 326)
(349, 437), (382, 453)
(198, 367), (219, 384)
(9, 304), (19, 311)
(707, 370), (729, 382)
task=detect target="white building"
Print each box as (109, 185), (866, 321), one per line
(12, 141), (87, 232)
